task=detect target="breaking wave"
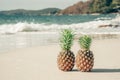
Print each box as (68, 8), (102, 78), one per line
(0, 15), (120, 34)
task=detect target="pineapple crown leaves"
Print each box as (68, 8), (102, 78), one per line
(60, 29), (74, 51)
(79, 35), (92, 50)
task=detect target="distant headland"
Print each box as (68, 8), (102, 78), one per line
(60, 0), (120, 14)
(0, 0), (120, 15)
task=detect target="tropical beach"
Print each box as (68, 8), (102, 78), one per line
(0, 0), (120, 80)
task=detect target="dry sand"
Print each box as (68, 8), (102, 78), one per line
(0, 38), (120, 80)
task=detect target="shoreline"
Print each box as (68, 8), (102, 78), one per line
(75, 33), (120, 39)
(0, 32), (120, 53)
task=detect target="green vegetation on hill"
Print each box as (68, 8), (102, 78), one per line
(60, 0), (120, 14)
(90, 0), (120, 13)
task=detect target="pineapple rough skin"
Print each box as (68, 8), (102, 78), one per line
(76, 50), (94, 72)
(57, 50), (75, 71)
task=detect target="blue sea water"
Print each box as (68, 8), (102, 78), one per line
(0, 14), (119, 34)
(0, 14), (116, 25)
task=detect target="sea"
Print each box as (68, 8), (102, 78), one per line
(0, 14), (120, 52)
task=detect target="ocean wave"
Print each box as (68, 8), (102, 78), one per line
(0, 16), (120, 34)
(94, 17), (112, 21)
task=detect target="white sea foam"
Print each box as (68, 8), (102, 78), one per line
(0, 15), (120, 34)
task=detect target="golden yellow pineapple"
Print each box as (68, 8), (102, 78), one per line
(57, 29), (75, 71)
(76, 35), (94, 72)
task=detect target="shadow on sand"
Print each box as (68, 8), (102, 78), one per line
(92, 69), (120, 73)
(70, 69), (120, 73)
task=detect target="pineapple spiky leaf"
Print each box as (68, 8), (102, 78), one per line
(79, 35), (92, 50)
(60, 29), (74, 51)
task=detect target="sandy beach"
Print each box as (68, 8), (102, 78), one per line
(0, 0), (120, 80)
(0, 38), (120, 80)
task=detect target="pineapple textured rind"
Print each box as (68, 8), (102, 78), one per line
(76, 50), (94, 72)
(57, 50), (75, 71)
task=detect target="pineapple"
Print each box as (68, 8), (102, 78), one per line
(57, 29), (75, 71)
(76, 35), (94, 72)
